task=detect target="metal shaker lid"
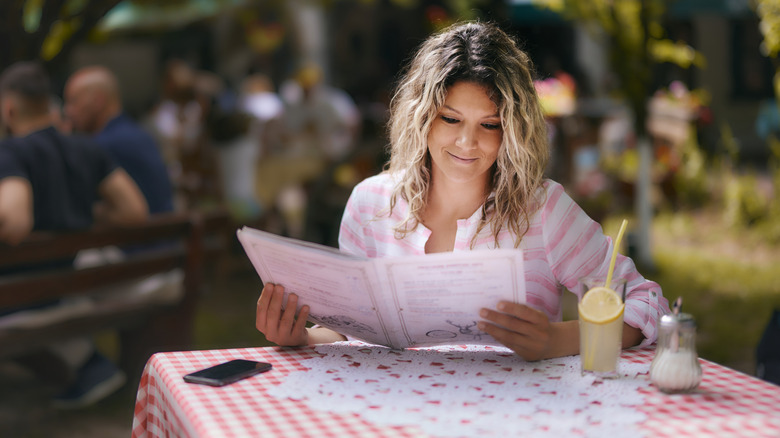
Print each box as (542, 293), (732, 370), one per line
(660, 312), (696, 328)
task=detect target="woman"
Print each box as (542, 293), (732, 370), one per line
(256, 21), (669, 360)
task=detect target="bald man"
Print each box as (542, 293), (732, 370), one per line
(65, 66), (174, 215)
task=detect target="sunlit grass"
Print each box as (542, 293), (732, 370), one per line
(649, 210), (780, 374)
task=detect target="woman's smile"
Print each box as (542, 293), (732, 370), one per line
(447, 151), (478, 163)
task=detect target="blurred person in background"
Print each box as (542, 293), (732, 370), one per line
(269, 63), (361, 238)
(64, 65), (174, 216)
(240, 73), (285, 158)
(0, 61), (148, 408)
(145, 59), (206, 210)
(280, 62), (360, 162)
(209, 73), (284, 223)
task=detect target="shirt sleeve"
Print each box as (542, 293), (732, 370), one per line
(94, 143), (119, 183)
(541, 182), (670, 346)
(0, 142), (27, 181)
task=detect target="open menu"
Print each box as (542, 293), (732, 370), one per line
(237, 227), (525, 349)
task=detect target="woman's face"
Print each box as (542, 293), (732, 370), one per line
(427, 81), (502, 190)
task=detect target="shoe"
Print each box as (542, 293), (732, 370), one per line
(51, 352), (126, 409)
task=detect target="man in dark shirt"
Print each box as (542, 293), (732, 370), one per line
(0, 61), (149, 409)
(64, 65), (175, 214)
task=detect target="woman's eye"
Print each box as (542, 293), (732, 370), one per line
(482, 123), (501, 130)
(441, 115), (459, 124)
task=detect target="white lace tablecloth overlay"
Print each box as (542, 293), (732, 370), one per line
(268, 342), (652, 438)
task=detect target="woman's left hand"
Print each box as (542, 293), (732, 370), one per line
(478, 301), (572, 361)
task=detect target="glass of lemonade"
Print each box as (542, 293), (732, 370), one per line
(578, 277), (627, 378)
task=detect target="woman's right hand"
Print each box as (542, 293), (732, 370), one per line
(255, 283), (310, 346)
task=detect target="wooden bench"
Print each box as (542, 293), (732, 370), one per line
(0, 209), (230, 378)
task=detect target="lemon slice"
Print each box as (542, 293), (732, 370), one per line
(578, 286), (625, 324)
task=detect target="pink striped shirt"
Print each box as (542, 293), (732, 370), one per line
(338, 172), (669, 347)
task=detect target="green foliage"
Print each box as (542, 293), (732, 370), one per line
(757, 0), (780, 58)
(649, 39), (705, 69)
(1, 0), (122, 69)
(535, 0), (702, 68)
(672, 134), (708, 208)
(756, 1), (780, 104)
(704, 125), (780, 241)
(532, 0), (704, 135)
(602, 105), (778, 238)
(602, 146), (639, 184)
(723, 172), (770, 227)
(751, 135), (780, 242)
(652, 213), (780, 373)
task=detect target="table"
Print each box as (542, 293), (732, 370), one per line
(132, 344), (780, 438)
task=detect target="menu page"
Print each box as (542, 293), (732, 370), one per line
(238, 227), (395, 347)
(237, 227), (525, 349)
(380, 251), (524, 348)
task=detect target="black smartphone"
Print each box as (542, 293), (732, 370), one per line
(183, 359), (272, 387)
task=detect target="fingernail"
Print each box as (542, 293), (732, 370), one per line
(479, 309), (488, 318)
(497, 302), (507, 311)
(477, 322), (486, 330)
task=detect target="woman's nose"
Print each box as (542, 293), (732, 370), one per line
(455, 126), (477, 148)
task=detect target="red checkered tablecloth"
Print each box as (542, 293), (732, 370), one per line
(131, 346), (780, 438)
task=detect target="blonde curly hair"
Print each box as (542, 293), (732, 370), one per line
(385, 21), (550, 248)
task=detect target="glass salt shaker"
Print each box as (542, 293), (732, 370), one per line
(650, 310), (702, 393)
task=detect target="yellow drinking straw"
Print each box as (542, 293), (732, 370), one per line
(605, 219), (628, 288)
